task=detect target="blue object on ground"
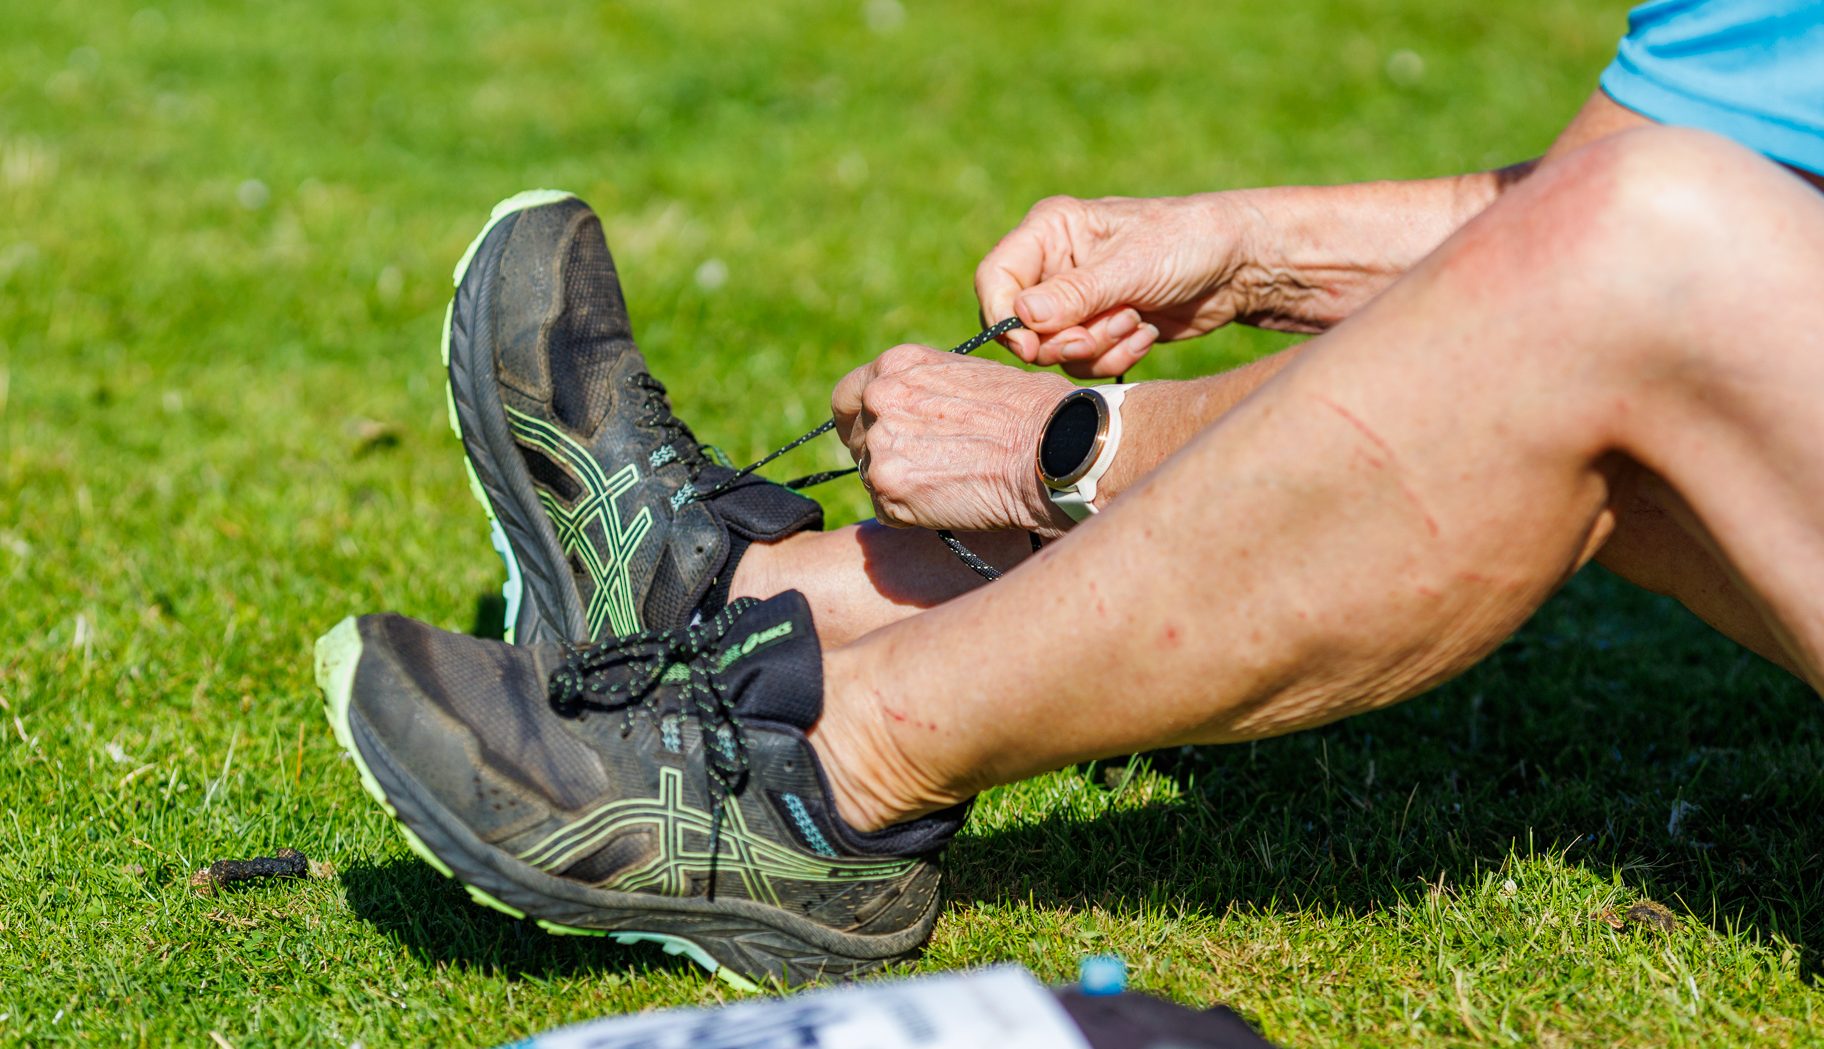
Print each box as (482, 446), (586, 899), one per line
(1079, 955), (1128, 996)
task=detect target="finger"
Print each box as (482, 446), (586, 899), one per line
(830, 360), (880, 451)
(1013, 262), (1129, 336)
(875, 343), (939, 375)
(1029, 307), (1142, 368)
(1005, 329), (1039, 362)
(975, 232), (1048, 362)
(855, 460), (910, 528)
(1068, 322), (1158, 379)
(987, 309), (1039, 362)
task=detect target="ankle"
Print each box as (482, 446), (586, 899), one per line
(726, 533), (808, 603)
(807, 646), (964, 832)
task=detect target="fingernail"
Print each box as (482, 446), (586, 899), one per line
(1021, 293), (1055, 324)
(1106, 310), (1138, 339)
(1059, 339), (1092, 359)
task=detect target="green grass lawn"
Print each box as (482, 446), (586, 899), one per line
(3, 0), (1821, 1044)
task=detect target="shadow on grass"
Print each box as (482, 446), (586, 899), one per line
(340, 857), (703, 981)
(352, 571), (1822, 982)
(948, 567), (1824, 979)
(472, 592), (507, 641)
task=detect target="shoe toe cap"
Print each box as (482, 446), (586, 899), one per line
(332, 614), (609, 841)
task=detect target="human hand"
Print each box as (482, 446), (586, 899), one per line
(831, 345), (1075, 534)
(975, 193), (1261, 377)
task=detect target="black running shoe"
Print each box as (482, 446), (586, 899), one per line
(313, 590), (962, 987)
(443, 190), (822, 645)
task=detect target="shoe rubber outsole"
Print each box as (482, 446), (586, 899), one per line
(441, 188), (579, 646)
(314, 619), (928, 988)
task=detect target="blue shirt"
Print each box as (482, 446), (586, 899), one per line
(1600, 0), (1824, 174)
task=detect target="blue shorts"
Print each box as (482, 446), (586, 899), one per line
(1600, 0), (1824, 174)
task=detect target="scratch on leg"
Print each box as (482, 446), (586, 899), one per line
(1316, 394), (1440, 537)
(1316, 395), (1394, 457)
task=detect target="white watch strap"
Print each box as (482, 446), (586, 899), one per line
(1049, 383), (1135, 522)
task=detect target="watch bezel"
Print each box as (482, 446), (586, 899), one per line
(1036, 388), (1111, 490)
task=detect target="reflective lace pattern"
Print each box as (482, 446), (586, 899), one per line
(628, 372), (711, 478)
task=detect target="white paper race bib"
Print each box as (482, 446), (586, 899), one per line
(501, 965), (1092, 1049)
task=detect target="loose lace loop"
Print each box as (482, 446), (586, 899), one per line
(690, 318), (1031, 580)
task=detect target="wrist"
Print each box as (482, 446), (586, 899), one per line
(1031, 381), (1149, 533)
(1011, 377), (1078, 535)
(1212, 186), (1332, 331)
(1222, 177), (1490, 331)
(1170, 191), (1268, 324)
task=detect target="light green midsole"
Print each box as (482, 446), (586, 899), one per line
(440, 189), (577, 645)
(311, 617), (757, 992)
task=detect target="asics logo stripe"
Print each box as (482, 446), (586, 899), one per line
(518, 768), (915, 905)
(506, 407), (653, 637)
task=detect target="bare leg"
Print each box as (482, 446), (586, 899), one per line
(730, 524), (1025, 646)
(805, 128), (1824, 829)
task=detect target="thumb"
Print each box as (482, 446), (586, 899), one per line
(830, 359), (878, 452)
(1014, 265), (1122, 334)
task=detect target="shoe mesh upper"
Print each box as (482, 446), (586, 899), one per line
(472, 195), (824, 644)
(357, 616), (609, 818)
(345, 598), (954, 938)
(547, 212), (627, 436)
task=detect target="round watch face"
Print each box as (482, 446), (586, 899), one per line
(1038, 390), (1106, 487)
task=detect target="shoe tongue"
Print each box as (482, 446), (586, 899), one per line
(705, 590), (972, 858)
(713, 589), (823, 730)
(678, 468), (824, 628)
(693, 465), (824, 541)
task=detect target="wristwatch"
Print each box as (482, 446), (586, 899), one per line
(1035, 384), (1136, 522)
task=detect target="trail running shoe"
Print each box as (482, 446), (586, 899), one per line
(313, 590), (962, 986)
(443, 190), (822, 645)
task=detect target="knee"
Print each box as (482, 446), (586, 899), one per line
(1531, 126), (1787, 294)
(1451, 125), (1805, 392)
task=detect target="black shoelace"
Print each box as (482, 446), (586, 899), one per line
(629, 372), (712, 478)
(548, 598), (758, 893)
(682, 317), (1033, 580)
